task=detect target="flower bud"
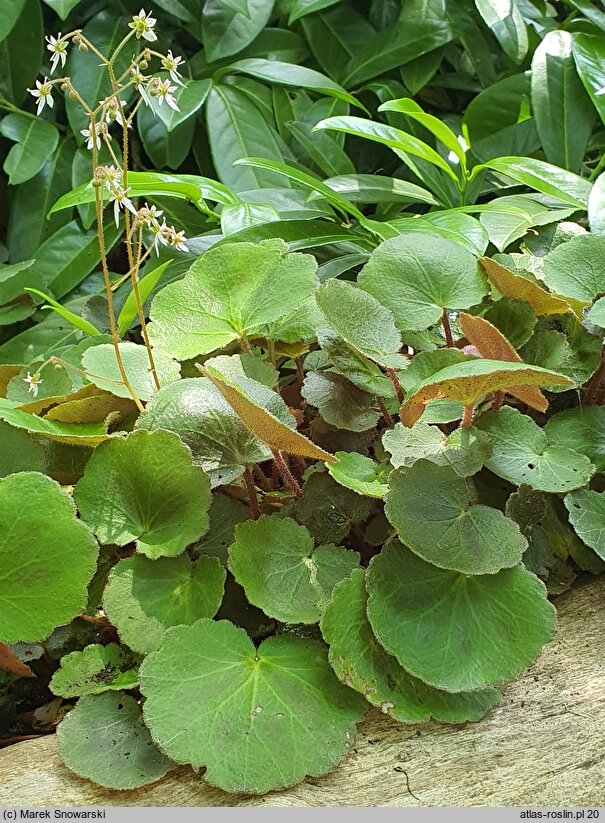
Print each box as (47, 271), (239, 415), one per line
(140, 60), (148, 70)
(79, 43), (88, 53)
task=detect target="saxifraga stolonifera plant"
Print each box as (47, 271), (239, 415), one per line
(1, 5), (605, 799)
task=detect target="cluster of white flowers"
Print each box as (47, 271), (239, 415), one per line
(138, 204), (190, 254)
(25, 9), (191, 253)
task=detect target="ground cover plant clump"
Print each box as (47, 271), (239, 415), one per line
(1, 0), (605, 797)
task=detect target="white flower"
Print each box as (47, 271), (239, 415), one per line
(129, 8), (158, 41)
(108, 187), (138, 228)
(131, 67), (152, 106)
(155, 79), (179, 111)
(101, 96), (128, 126)
(168, 228), (189, 252)
(23, 372), (43, 398)
(138, 203), (163, 228)
(46, 33), (68, 74)
(80, 127), (101, 151)
(102, 165), (123, 193)
(27, 77), (54, 115)
(161, 50), (185, 85)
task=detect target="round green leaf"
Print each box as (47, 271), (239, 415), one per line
(81, 342), (181, 402)
(545, 405), (605, 472)
(74, 430), (211, 559)
(543, 235), (605, 303)
(327, 452), (389, 498)
(103, 554), (226, 655)
(366, 541), (556, 692)
(139, 620), (365, 794)
(301, 371), (380, 432)
(50, 644), (139, 698)
(385, 461), (526, 575)
(383, 422), (491, 477)
(0, 472), (98, 644)
(148, 239), (319, 359)
(586, 296), (605, 327)
(228, 515), (359, 624)
(358, 233), (487, 332)
(190, 494), (248, 566)
(136, 377), (271, 487)
(476, 407), (595, 493)
(564, 489), (605, 561)
(57, 692), (174, 790)
(322, 570), (501, 724)
(316, 279), (406, 368)
(316, 328), (395, 398)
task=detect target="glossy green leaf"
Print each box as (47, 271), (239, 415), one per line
(0, 472), (98, 644)
(50, 644), (139, 698)
(103, 554), (226, 655)
(0, 0), (42, 106)
(531, 31), (593, 173)
(0, 399), (111, 447)
(588, 170), (605, 235)
(476, 406), (595, 492)
(74, 430), (212, 559)
(366, 540), (556, 692)
(385, 461), (526, 574)
(358, 233), (487, 332)
(474, 0), (527, 63)
(0, 421), (44, 477)
(322, 570), (501, 723)
(117, 261), (172, 338)
(228, 515), (359, 623)
(135, 377), (271, 487)
(81, 342), (180, 402)
(41, 0), (82, 18)
(228, 59), (363, 109)
(572, 33), (605, 126)
(24, 288), (100, 337)
(323, 174), (439, 206)
(57, 693), (174, 790)
(140, 620), (365, 793)
(148, 239), (318, 358)
(153, 79), (211, 131)
(315, 116), (459, 181)
(481, 157), (592, 208)
(0, 114), (59, 186)
(379, 98), (467, 167)
(202, 0), (275, 61)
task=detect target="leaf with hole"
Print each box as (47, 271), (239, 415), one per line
(476, 406), (595, 493)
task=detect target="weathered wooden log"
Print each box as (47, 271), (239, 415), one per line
(1, 577), (603, 807)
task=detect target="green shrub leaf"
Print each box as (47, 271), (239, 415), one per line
(366, 540), (556, 692)
(301, 371), (380, 432)
(293, 471), (374, 544)
(545, 405), (605, 472)
(383, 422), (491, 477)
(564, 489), (605, 560)
(139, 619), (365, 794)
(327, 452), (389, 498)
(74, 430), (211, 559)
(81, 342), (180, 402)
(542, 235), (605, 303)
